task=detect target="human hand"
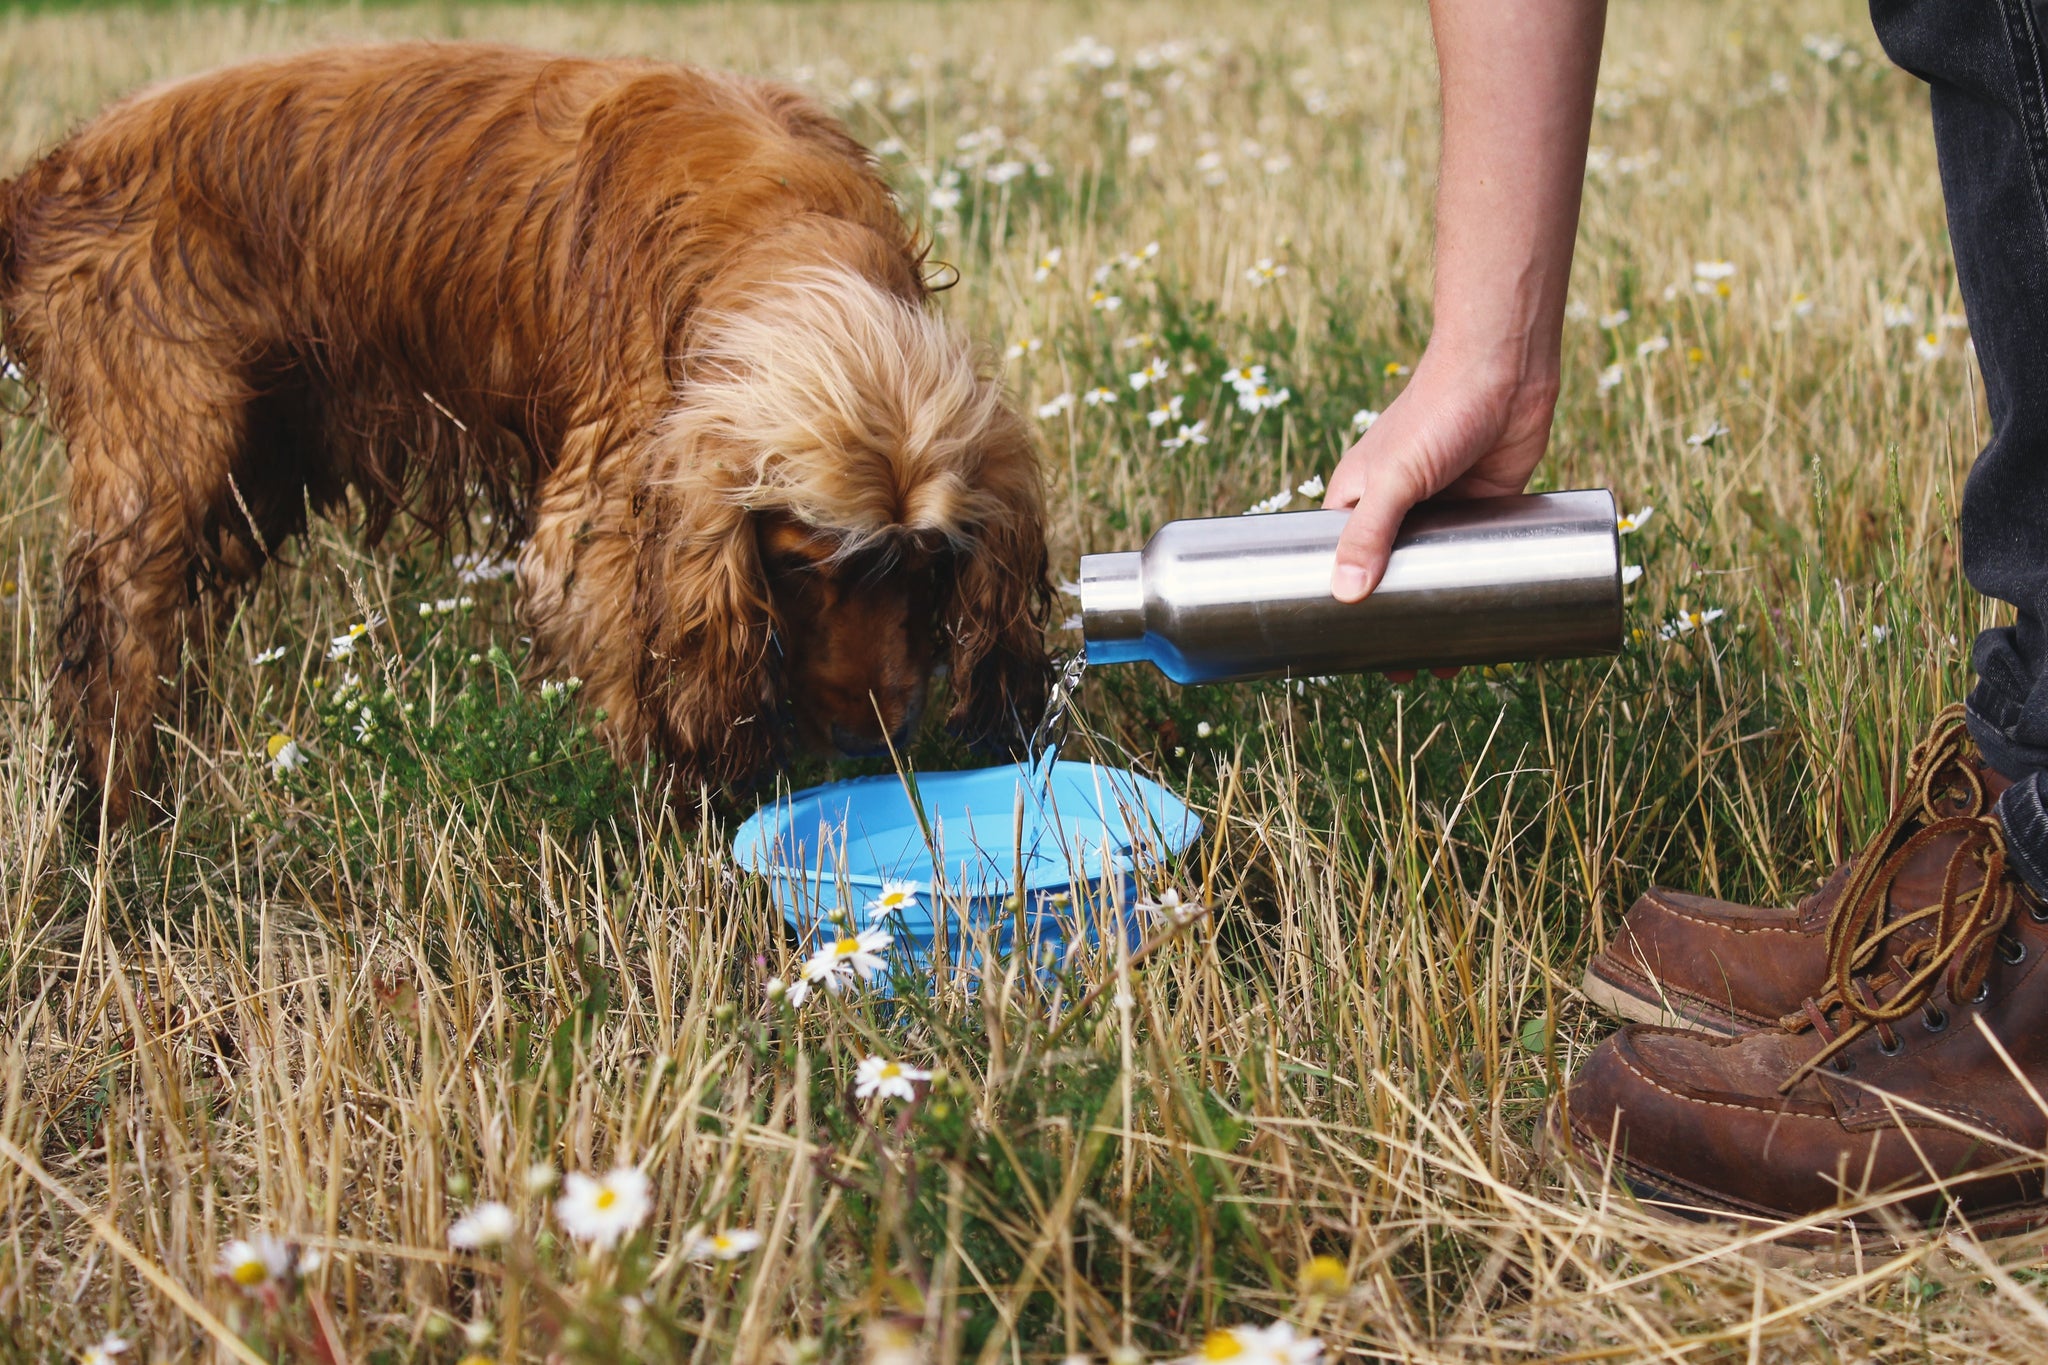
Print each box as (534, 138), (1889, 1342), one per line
(1322, 345), (1559, 603)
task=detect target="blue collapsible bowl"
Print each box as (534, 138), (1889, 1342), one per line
(732, 761), (1202, 979)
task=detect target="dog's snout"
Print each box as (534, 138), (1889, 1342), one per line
(829, 721), (908, 760)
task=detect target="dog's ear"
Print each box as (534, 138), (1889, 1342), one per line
(944, 415), (1054, 753)
(638, 478), (781, 797)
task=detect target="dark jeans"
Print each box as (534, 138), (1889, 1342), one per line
(1873, 0), (2048, 891)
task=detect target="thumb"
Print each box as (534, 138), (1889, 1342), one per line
(1331, 465), (1421, 603)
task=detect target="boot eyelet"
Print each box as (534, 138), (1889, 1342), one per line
(1971, 982), (1992, 1004)
(1923, 1007), (1948, 1032)
(1831, 1056), (1855, 1074)
(2001, 936), (2028, 966)
(1877, 1036), (1903, 1057)
(2032, 902), (2048, 922)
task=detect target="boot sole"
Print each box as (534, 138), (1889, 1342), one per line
(1578, 961), (1748, 1037)
(1544, 1102), (2048, 1270)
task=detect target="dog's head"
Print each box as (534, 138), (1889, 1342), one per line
(642, 266), (1052, 787)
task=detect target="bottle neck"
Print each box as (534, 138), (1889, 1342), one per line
(1078, 551), (1148, 664)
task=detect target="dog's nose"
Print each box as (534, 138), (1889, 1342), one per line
(829, 723), (894, 759)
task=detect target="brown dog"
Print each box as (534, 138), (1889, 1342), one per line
(0, 43), (1051, 818)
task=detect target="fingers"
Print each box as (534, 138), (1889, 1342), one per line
(1330, 460), (1419, 602)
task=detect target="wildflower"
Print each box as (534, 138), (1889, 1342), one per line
(1790, 292), (1815, 318)
(1129, 357), (1168, 390)
(1246, 258), (1288, 287)
(1089, 289), (1122, 312)
(1598, 363), (1625, 393)
(81, 1336), (129, 1365)
(266, 734), (306, 777)
(1033, 247), (1063, 282)
(455, 551), (517, 583)
(1136, 886), (1201, 926)
(1299, 1255), (1349, 1296)
(1565, 300), (1591, 322)
(1197, 150), (1227, 185)
(1235, 382), (1291, 414)
(1120, 332), (1158, 352)
(325, 615), (384, 660)
(867, 879), (922, 920)
(1178, 1321), (1325, 1363)
(1262, 153), (1294, 176)
(1940, 312), (1970, 331)
(1127, 132), (1159, 158)
(1059, 35), (1117, 70)
(251, 645), (287, 666)
(765, 976), (789, 1003)
(1223, 363), (1267, 389)
(1296, 475), (1325, 499)
(1686, 422), (1730, 447)
(1622, 564), (1644, 586)
(1148, 394), (1185, 429)
(524, 1162), (559, 1194)
(855, 1054), (933, 1102)
(554, 1166), (652, 1250)
(1636, 336), (1670, 359)
(874, 136), (906, 157)
(1036, 393), (1075, 420)
(1351, 408), (1380, 432)
(1083, 386), (1119, 407)
(985, 160), (1026, 185)
(1882, 300), (1917, 330)
(1382, 360), (1411, 378)
(1915, 331), (1944, 362)
(1660, 607), (1725, 639)
(1617, 506), (1654, 534)
(219, 1235), (297, 1294)
(1599, 309), (1631, 329)
(539, 677), (582, 699)
(1867, 624), (1891, 647)
(449, 1202), (517, 1249)
(1693, 260), (1737, 282)
(1195, 720), (1214, 738)
(928, 185), (962, 213)
(1006, 337), (1043, 360)
(1244, 490), (1293, 515)
(683, 1228), (765, 1262)
(1161, 420), (1210, 451)
(790, 927), (891, 1003)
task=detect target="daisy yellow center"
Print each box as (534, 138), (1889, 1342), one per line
(595, 1188), (618, 1211)
(231, 1259), (268, 1286)
(266, 734), (293, 758)
(833, 937), (862, 957)
(880, 892), (907, 907)
(1200, 1330), (1246, 1360)
(712, 1234), (732, 1250)
(348, 623), (368, 638)
(879, 1063), (902, 1080)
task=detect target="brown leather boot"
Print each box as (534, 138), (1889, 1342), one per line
(1582, 706), (2010, 1034)
(1562, 799), (2048, 1243)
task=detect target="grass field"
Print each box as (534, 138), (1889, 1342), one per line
(1, 0), (2037, 1360)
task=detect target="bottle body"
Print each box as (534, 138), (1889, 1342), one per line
(1080, 490), (1622, 684)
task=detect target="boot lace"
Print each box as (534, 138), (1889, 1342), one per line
(1778, 705), (2026, 1092)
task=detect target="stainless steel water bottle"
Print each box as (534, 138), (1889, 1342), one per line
(1079, 490), (1622, 683)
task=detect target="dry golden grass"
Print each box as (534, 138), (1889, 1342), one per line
(2, 0), (2043, 1360)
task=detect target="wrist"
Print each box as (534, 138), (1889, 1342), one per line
(1416, 327), (1562, 410)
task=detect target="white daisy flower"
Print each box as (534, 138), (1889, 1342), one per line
(790, 927), (891, 1003)
(1660, 607), (1725, 639)
(1622, 564), (1644, 586)
(1599, 309), (1631, 329)
(219, 1235), (297, 1294)
(928, 185), (962, 213)
(1295, 475), (1325, 500)
(1616, 506), (1655, 534)
(1636, 336), (1671, 359)
(1882, 300), (1917, 330)
(1127, 132), (1159, 158)
(1235, 383), (1291, 414)
(1161, 420), (1209, 451)
(867, 880), (922, 919)
(1036, 393), (1076, 419)
(1136, 886), (1201, 926)
(1033, 247), (1064, 282)
(855, 1055), (933, 1102)
(985, 160), (1027, 185)
(1692, 260), (1737, 282)
(1351, 408), (1380, 432)
(266, 734), (306, 777)
(1598, 362), (1626, 393)
(251, 645), (288, 666)
(1147, 394), (1185, 429)
(1083, 386), (1119, 407)
(448, 1201), (517, 1249)
(1686, 422), (1730, 447)
(1790, 292), (1816, 318)
(554, 1166), (652, 1250)
(80, 1335), (130, 1365)
(1223, 363), (1267, 389)
(1245, 258), (1288, 287)
(683, 1228), (765, 1262)
(1915, 331), (1944, 362)
(1089, 289), (1122, 312)
(1177, 1320), (1325, 1364)
(1129, 357), (1168, 390)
